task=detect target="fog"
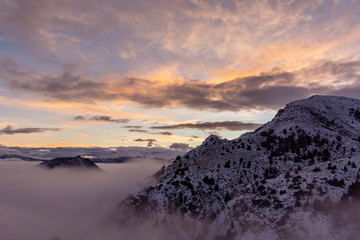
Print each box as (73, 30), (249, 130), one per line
(0, 160), (163, 240)
(2, 160), (360, 240)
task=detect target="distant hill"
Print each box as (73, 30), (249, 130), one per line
(38, 156), (101, 170)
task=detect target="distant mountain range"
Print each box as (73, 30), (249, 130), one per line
(112, 95), (360, 240)
(0, 146), (189, 164)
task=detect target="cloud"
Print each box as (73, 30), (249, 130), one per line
(75, 115), (129, 124)
(0, 59), (118, 103)
(124, 126), (148, 133)
(300, 60), (360, 80)
(0, 125), (60, 135)
(3, 60), (298, 110)
(0, 0), (325, 55)
(128, 129), (172, 135)
(134, 138), (156, 147)
(3, 57), (360, 112)
(125, 126), (172, 135)
(134, 138), (156, 142)
(0, 0), (359, 93)
(169, 143), (191, 150)
(128, 129), (149, 133)
(153, 131), (172, 136)
(10, 73), (116, 103)
(0, 160), (164, 240)
(151, 121), (262, 131)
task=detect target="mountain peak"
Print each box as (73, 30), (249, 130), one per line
(204, 134), (221, 143)
(264, 94), (360, 139)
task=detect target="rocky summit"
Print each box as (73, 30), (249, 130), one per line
(111, 95), (360, 240)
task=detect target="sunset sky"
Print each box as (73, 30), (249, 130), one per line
(0, 0), (360, 148)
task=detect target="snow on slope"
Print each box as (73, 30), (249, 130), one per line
(111, 95), (360, 239)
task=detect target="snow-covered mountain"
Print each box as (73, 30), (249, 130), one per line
(38, 156), (101, 170)
(111, 95), (360, 240)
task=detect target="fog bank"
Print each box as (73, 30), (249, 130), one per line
(0, 160), (163, 240)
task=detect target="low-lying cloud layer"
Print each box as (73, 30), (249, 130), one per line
(2, 160), (360, 240)
(0, 160), (164, 240)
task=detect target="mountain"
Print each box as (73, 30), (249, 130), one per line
(0, 154), (46, 162)
(0, 146), (188, 164)
(110, 95), (360, 240)
(38, 156), (101, 170)
(92, 147), (188, 163)
(0, 147), (48, 162)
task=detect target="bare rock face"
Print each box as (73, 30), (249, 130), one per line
(38, 156), (101, 170)
(111, 95), (360, 240)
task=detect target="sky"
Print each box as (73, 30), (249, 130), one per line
(0, 0), (359, 148)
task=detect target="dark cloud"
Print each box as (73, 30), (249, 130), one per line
(123, 125), (172, 135)
(0, 125), (60, 135)
(134, 138), (156, 147)
(238, 85), (310, 108)
(75, 115), (129, 124)
(134, 138), (156, 142)
(120, 59), (360, 111)
(0, 161), (165, 240)
(0, 60), (119, 103)
(0, 58), (30, 80)
(124, 126), (150, 133)
(3, 58), (360, 112)
(10, 71), (117, 103)
(300, 60), (360, 80)
(329, 85), (360, 100)
(128, 129), (149, 133)
(126, 128), (172, 135)
(169, 143), (192, 150)
(153, 131), (172, 136)
(151, 121), (261, 131)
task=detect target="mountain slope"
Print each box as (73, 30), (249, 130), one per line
(111, 95), (360, 240)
